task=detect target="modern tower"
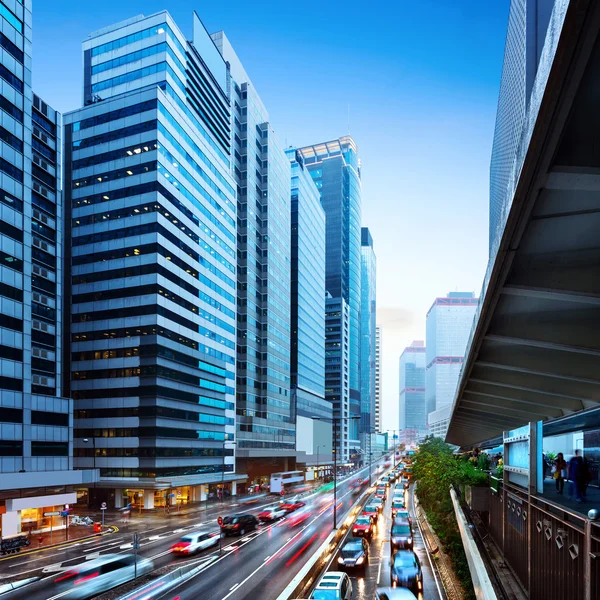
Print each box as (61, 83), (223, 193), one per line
(425, 292), (478, 438)
(64, 12), (241, 507)
(375, 325), (382, 433)
(360, 227), (376, 436)
(0, 1), (96, 538)
(211, 32), (294, 481)
(489, 0), (555, 253)
(298, 137), (362, 451)
(399, 341), (426, 443)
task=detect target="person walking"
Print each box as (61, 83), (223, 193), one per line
(568, 450), (584, 502)
(553, 453), (567, 494)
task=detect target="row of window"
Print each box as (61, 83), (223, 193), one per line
(92, 42), (171, 76)
(0, 442), (68, 457)
(75, 427), (228, 441)
(0, 93), (22, 124)
(91, 60), (185, 95)
(0, 30), (23, 63)
(98, 465), (232, 478)
(74, 446), (233, 458)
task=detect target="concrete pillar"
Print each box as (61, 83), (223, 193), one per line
(1, 511), (19, 536)
(115, 491), (123, 508)
(143, 490), (154, 510)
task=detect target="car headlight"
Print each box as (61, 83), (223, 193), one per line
(408, 539), (413, 545)
(353, 529), (358, 533)
(356, 557), (364, 565)
(338, 557), (344, 563)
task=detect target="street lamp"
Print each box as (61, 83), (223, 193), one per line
(385, 430), (398, 467)
(310, 415), (361, 529)
(82, 437), (96, 507)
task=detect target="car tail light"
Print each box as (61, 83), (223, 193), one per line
(233, 524), (239, 528)
(55, 570), (78, 583)
(74, 571), (100, 585)
(171, 542), (191, 552)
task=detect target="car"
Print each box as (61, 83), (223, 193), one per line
(375, 488), (386, 501)
(391, 499), (406, 518)
(352, 515), (374, 538)
(337, 537), (369, 570)
(310, 571), (353, 600)
(170, 531), (220, 555)
(392, 508), (412, 528)
(53, 554), (154, 599)
(390, 550), (422, 594)
(393, 490), (405, 503)
(362, 504), (379, 523)
(381, 476), (390, 487)
(221, 514), (258, 536)
(258, 507), (286, 522)
(287, 504), (313, 527)
(390, 518), (413, 550)
(372, 497), (385, 511)
(402, 478), (410, 490)
(281, 497), (306, 513)
(376, 586), (417, 599)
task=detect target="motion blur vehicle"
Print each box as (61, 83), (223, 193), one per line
(390, 550), (422, 594)
(337, 538), (369, 570)
(258, 507), (286, 522)
(310, 571), (353, 600)
(221, 514), (258, 536)
(0, 577), (39, 595)
(381, 475), (390, 487)
(390, 518), (413, 550)
(352, 515), (374, 538)
(287, 504), (313, 527)
(393, 489), (405, 503)
(281, 497), (306, 513)
(375, 487), (387, 502)
(376, 586), (417, 599)
(391, 499), (407, 519)
(362, 504), (379, 523)
(170, 531), (219, 555)
(372, 497), (385, 512)
(53, 554), (153, 599)
(402, 477), (410, 490)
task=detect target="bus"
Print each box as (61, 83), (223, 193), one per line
(270, 471), (305, 494)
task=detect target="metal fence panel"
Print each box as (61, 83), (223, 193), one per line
(504, 490), (529, 591)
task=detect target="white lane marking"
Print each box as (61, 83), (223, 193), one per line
(264, 555), (271, 562)
(119, 543), (133, 549)
(173, 528), (185, 533)
(229, 583), (239, 591)
(85, 552), (100, 560)
(41, 563), (65, 574)
(149, 535), (161, 540)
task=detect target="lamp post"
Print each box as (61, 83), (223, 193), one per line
(386, 430), (398, 467)
(82, 437), (96, 507)
(311, 415), (360, 529)
(316, 445), (321, 481)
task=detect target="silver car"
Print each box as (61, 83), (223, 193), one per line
(52, 554), (154, 599)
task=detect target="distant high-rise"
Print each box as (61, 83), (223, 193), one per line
(399, 341), (426, 439)
(0, 0), (96, 537)
(211, 31), (294, 480)
(360, 227), (376, 435)
(287, 148), (328, 420)
(298, 137), (362, 450)
(426, 292), (478, 438)
(375, 326), (382, 433)
(489, 0), (554, 253)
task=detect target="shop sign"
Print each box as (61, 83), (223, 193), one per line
(44, 511), (60, 517)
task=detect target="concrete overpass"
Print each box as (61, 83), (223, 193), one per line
(447, 0), (600, 447)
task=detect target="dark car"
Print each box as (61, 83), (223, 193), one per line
(390, 550), (422, 594)
(391, 499), (406, 519)
(353, 515), (374, 538)
(221, 514), (258, 536)
(362, 504), (379, 523)
(390, 518), (413, 550)
(337, 537), (369, 570)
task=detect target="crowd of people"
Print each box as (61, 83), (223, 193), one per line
(547, 449), (592, 503)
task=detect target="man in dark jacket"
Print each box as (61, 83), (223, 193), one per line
(568, 450), (584, 502)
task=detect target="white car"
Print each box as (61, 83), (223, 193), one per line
(170, 531), (220, 555)
(53, 554), (154, 599)
(258, 507), (287, 522)
(310, 571), (353, 600)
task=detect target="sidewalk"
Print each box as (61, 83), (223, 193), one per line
(542, 479), (600, 515)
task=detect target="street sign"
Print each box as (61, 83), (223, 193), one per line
(101, 502), (107, 509)
(59, 511), (69, 517)
(280, 490), (285, 496)
(177, 490), (181, 496)
(44, 511), (60, 517)
(132, 532), (141, 550)
(169, 493), (175, 498)
(217, 516), (223, 526)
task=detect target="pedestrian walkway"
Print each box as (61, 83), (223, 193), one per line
(542, 479), (600, 514)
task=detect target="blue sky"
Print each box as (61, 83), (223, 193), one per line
(32, 0), (510, 428)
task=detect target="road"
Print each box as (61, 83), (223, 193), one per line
(326, 480), (445, 600)
(0, 460), (387, 599)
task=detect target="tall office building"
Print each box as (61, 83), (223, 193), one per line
(425, 292), (478, 438)
(298, 137), (362, 450)
(211, 32), (294, 482)
(399, 341), (426, 441)
(287, 148), (330, 457)
(489, 0), (554, 253)
(325, 295), (350, 462)
(64, 12), (242, 507)
(375, 325), (382, 433)
(360, 228), (376, 436)
(0, 1), (96, 538)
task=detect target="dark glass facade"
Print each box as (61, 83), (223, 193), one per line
(360, 227), (376, 434)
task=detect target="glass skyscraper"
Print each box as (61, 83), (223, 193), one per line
(287, 148), (328, 421)
(425, 292), (478, 438)
(298, 137), (362, 449)
(64, 12), (240, 507)
(0, 0), (95, 537)
(399, 341), (426, 440)
(375, 325), (382, 433)
(489, 0), (554, 253)
(211, 32), (294, 479)
(360, 227), (376, 434)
